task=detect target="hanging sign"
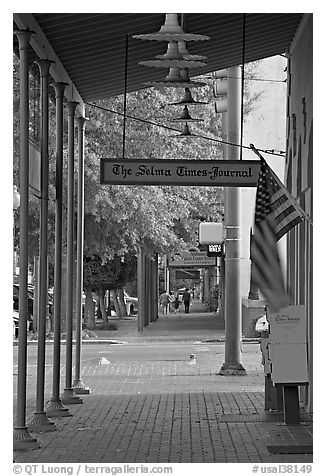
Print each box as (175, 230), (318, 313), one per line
(169, 250), (216, 267)
(100, 159), (260, 187)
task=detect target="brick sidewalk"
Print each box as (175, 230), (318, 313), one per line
(13, 310), (313, 464)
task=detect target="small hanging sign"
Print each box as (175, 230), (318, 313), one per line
(207, 243), (224, 257)
(169, 251), (216, 267)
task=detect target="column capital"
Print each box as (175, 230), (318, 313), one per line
(66, 101), (80, 116)
(34, 58), (55, 77)
(76, 116), (88, 130)
(51, 81), (69, 99)
(13, 29), (35, 49)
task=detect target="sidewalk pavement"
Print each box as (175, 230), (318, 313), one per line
(13, 305), (313, 464)
(85, 305), (229, 344)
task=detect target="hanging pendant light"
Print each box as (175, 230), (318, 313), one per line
(180, 123), (192, 136)
(133, 13), (209, 42)
(139, 41), (206, 68)
(171, 105), (203, 122)
(168, 87), (208, 105)
(177, 122), (192, 136)
(170, 122), (199, 138)
(145, 67), (206, 88)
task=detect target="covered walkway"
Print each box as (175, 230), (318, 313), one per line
(12, 13), (313, 464)
(13, 307), (312, 464)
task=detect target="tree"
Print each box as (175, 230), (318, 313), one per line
(83, 252), (138, 327)
(83, 255), (122, 328)
(13, 52), (263, 328)
(114, 253), (137, 318)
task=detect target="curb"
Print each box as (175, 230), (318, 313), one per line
(14, 337), (260, 346)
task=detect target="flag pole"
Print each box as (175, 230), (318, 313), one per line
(249, 143), (313, 226)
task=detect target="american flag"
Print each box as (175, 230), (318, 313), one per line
(251, 158), (304, 312)
(267, 164), (304, 240)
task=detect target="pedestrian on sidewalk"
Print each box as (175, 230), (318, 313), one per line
(182, 288), (192, 314)
(158, 290), (172, 315)
(173, 293), (181, 315)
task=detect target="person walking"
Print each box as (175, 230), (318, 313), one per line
(182, 288), (192, 314)
(158, 290), (172, 316)
(173, 293), (181, 315)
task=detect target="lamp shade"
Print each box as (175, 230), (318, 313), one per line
(145, 67), (206, 88)
(133, 14), (210, 42)
(168, 88), (208, 105)
(171, 105), (203, 122)
(139, 41), (206, 68)
(170, 122), (199, 138)
(140, 58), (206, 69)
(179, 122), (192, 136)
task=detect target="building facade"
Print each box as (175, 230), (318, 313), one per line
(285, 14), (313, 411)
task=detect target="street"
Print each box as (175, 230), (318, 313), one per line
(13, 341), (261, 364)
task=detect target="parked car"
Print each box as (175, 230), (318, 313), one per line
(13, 284), (33, 316)
(124, 292), (138, 315)
(13, 309), (33, 338)
(13, 310), (19, 338)
(109, 291), (138, 316)
(13, 284), (53, 318)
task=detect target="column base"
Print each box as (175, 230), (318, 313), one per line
(28, 412), (57, 432)
(61, 387), (84, 404)
(73, 378), (91, 395)
(219, 363), (247, 376)
(46, 398), (72, 417)
(13, 427), (39, 450)
(248, 292), (260, 300)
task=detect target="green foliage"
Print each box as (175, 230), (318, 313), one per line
(13, 52), (263, 291)
(83, 255), (121, 292)
(83, 252), (137, 294)
(83, 85), (226, 260)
